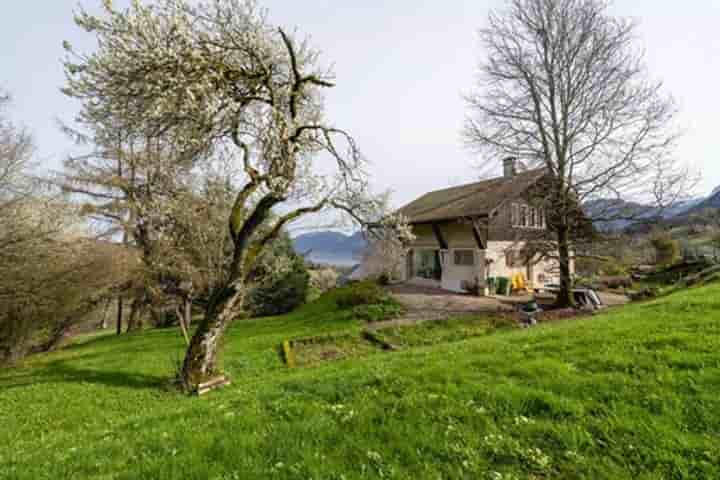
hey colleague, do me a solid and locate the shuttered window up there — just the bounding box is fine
[512,203,546,230]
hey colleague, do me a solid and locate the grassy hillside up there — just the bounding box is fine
[1,285,719,479]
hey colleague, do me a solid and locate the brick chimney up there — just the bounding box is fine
[503,157,517,178]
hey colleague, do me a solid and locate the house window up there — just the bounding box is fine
[512,203,547,229]
[454,249,475,266]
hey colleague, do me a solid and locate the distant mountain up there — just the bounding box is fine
[684,185,720,214]
[585,184,720,232]
[292,231,367,266]
[662,198,705,218]
[584,198,660,232]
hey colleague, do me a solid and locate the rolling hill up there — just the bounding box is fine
[2,283,719,478]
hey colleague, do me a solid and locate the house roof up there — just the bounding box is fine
[396,168,546,224]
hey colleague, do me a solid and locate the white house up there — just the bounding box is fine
[395,158,570,294]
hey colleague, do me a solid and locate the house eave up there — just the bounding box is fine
[406,213,490,227]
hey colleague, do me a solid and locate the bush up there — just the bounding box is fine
[352,303,404,323]
[247,235,311,317]
[335,281,387,308]
[249,272,309,317]
[650,233,680,266]
[629,286,661,301]
[309,268,339,293]
[334,281,404,323]
[576,256,628,277]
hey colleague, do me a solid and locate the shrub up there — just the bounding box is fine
[247,235,311,317]
[577,256,628,277]
[377,273,391,286]
[250,272,309,317]
[600,260,628,276]
[629,286,661,301]
[352,302,404,323]
[335,281,387,308]
[650,233,680,266]
[309,268,339,293]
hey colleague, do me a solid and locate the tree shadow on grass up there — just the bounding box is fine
[0,360,168,392]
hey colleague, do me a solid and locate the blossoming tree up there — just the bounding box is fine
[63,0,378,390]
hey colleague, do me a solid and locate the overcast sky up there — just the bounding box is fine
[2,0,719,212]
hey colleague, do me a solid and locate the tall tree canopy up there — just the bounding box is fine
[63,0,378,390]
[464,0,690,306]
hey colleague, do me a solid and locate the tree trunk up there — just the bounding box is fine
[556,225,575,308]
[185,298,192,329]
[126,298,140,333]
[99,299,111,329]
[116,296,123,335]
[180,288,242,391]
[38,318,73,353]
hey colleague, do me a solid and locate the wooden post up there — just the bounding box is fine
[282,340,296,368]
[196,376,231,396]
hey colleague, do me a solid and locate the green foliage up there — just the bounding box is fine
[644,260,714,286]
[576,252,630,278]
[0,240,133,365]
[651,232,680,266]
[352,302,404,323]
[681,264,720,288]
[333,281,403,322]
[2,285,720,478]
[334,281,388,308]
[247,235,310,317]
[629,286,661,301]
[600,260,628,276]
[712,232,720,249]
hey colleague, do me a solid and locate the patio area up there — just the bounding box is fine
[382,283,630,328]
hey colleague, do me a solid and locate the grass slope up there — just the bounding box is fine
[1,286,719,479]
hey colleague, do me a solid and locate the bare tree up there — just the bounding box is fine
[464,0,691,306]
[63,0,379,390]
[58,125,195,333]
[0,93,135,362]
[0,92,36,234]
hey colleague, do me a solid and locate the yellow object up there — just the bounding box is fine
[511,272,527,291]
[282,340,296,368]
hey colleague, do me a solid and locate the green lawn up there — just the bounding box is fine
[1,285,719,479]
